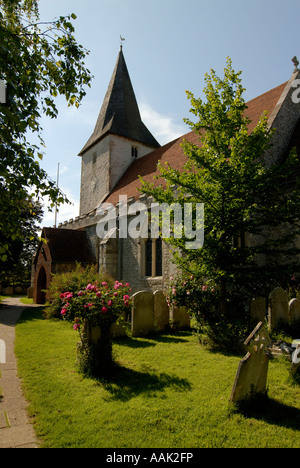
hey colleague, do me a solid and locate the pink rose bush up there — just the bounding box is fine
[60,280,131,331]
[166,275,220,335]
[60,279,132,377]
[167,275,218,311]
[167,275,250,352]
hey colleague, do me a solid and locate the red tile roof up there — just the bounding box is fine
[104,82,288,206]
[244,81,287,133]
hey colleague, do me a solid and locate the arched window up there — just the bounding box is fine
[144,237,163,278]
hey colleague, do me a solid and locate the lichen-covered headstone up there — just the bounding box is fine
[170,305,190,330]
[289,298,300,324]
[153,290,169,332]
[131,291,154,337]
[229,322,271,404]
[268,287,289,331]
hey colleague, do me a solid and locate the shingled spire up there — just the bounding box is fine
[79,48,160,156]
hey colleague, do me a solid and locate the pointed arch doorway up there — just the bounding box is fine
[36,266,47,304]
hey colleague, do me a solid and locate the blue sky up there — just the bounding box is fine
[36,0,300,226]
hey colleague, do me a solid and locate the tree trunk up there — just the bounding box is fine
[77,319,114,377]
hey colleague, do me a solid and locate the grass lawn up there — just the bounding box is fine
[14,306,300,448]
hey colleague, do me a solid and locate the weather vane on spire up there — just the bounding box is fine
[120,35,125,50]
[292,56,299,71]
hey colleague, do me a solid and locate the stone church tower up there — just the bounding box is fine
[78,47,160,216]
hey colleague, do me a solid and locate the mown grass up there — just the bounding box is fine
[14,306,300,448]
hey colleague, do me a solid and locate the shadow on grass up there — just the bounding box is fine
[232,395,300,431]
[0,303,46,326]
[17,306,53,324]
[116,331,191,349]
[98,364,192,402]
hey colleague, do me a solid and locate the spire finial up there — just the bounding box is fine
[292,56,299,71]
[120,35,125,50]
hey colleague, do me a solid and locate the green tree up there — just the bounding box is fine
[141,58,300,321]
[0,195,43,285]
[0,0,92,264]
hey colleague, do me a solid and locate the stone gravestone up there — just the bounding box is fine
[111,313,127,339]
[170,305,190,330]
[289,298,300,325]
[268,287,289,331]
[153,290,169,332]
[229,322,271,404]
[131,291,154,337]
[250,297,266,323]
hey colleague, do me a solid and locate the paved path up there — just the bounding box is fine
[0,297,40,448]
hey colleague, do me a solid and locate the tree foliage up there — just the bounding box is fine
[141,58,300,310]
[0,195,43,285]
[0,0,92,265]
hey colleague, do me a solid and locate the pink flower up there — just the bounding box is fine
[113,292,118,297]
[125,283,130,287]
[78,290,84,296]
[108,300,112,307]
[123,295,130,301]
[96,291,102,298]
[202,285,208,291]
[102,281,108,287]
[73,323,80,331]
[124,301,129,307]
[61,308,67,316]
[101,307,108,314]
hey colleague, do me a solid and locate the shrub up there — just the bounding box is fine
[61,279,132,377]
[167,275,251,353]
[44,263,112,319]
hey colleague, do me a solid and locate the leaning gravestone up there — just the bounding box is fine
[229,322,271,404]
[289,298,300,325]
[153,290,169,332]
[131,291,154,337]
[268,287,289,331]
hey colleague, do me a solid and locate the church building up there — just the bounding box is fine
[32,49,300,304]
